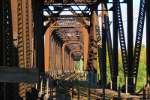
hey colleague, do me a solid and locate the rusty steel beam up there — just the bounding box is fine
[87,10,98,71]
[16,0,35,98]
[44,15,90,19]
[48,25,87,28]
[55,42,58,74]
[69,48,81,72]
[11,0,17,41]
[45,24,89,73]
[66,50,70,72]
[72,52,82,62]
[0,0,35,99]
[44,16,89,31]
[57,44,62,74]
[80,28,89,70]
[62,41,81,72]
[44,11,89,74]
[53,39,57,74]
[43,0,100,5]
[64,48,70,73]
[70,57,74,72]
[67,46,81,52]
[0,67,38,82]
[16,0,34,69]
[44,22,57,73]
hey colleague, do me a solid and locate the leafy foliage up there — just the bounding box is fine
[97,46,146,92]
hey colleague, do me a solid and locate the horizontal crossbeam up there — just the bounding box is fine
[0,67,39,83]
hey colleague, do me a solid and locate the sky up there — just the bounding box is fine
[107,0,146,48]
[44,0,146,47]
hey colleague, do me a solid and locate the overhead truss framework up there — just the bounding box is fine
[42,0,149,94]
[1,0,150,99]
[43,0,127,4]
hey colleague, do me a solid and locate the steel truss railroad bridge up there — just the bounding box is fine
[0,0,150,99]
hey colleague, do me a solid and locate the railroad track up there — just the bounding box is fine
[24,72,142,100]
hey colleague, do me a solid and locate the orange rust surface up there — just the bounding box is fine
[80,28,89,70]
[69,49,81,71]
[45,20,89,73]
[62,42,81,71]
[45,28,55,73]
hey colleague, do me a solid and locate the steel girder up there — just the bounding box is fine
[62,41,81,71]
[0,0,36,99]
[16,0,34,69]
[43,0,126,5]
[44,26,56,73]
[0,0,18,99]
[146,0,150,84]
[87,10,98,72]
[127,0,134,93]
[16,0,35,98]
[43,0,101,5]
[44,21,89,73]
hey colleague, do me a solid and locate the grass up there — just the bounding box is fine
[136,46,146,92]
[75,45,146,92]
[97,45,147,92]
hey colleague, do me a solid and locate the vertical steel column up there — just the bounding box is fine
[79,28,89,71]
[56,42,59,74]
[1,0,18,99]
[0,0,3,66]
[14,0,31,99]
[0,0,6,99]
[66,49,69,73]
[62,44,65,73]
[71,55,74,72]
[50,36,54,74]
[32,0,44,75]
[2,0,21,99]
[54,38,57,75]
[67,51,70,72]
[69,51,71,72]
[66,50,68,72]
[11,0,19,66]
[146,0,150,84]
[65,50,67,72]
[98,4,107,87]
[25,0,33,68]
[127,0,134,93]
[17,0,33,69]
[57,43,60,74]
[2,0,13,66]
[88,8,98,72]
[67,50,70,72]
[53,37,55,74]
[64,49,66,73]
[113,0,118,90]
[59,44,62,74]
[69,50,75,73]
[100,21,107,87]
